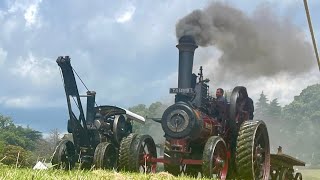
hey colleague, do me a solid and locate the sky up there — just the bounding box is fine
[0,0,319,134]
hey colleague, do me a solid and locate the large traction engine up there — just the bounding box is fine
[117,36,271,179]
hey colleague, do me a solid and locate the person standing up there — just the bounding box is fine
[216,88,227,104]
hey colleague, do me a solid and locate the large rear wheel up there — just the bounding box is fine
[236,120,270,180]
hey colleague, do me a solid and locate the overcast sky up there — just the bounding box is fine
[0,0,319,134]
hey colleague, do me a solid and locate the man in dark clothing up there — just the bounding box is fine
[243,97,254,120]
[214,88,227,127]
[216,88,227,104]
[238,88,254,120]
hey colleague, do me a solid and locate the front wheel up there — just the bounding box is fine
[202,136,228,179]
[93,142,117,169]
[130,134,157,173]
[51,140,76,170]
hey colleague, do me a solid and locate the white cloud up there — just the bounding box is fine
[0,95,64,108]
[265,0,300,5]
[1,17,19,41]
[115,5,136,23]
[253,70,320,105]
[0,48,8,66]
[4,0,43,28]
[24,1,41,28]
[10,53,59,86]
[3,96,34,108]
[150,72,178,88]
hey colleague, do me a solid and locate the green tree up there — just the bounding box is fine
[255,91,269,119]
[268,98,281,120]
[0,113,44,166]
[0,145,31,167]
[0,141,4,156]
[129,102,167,144]
[0,115,14,129]
[129,104,148,133]
[280,84,320,163]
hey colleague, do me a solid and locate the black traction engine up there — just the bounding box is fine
[51,56,145,170]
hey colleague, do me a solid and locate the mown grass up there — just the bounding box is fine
[299,168,320,180]
[0,166,208,180]
[1,165,320,180]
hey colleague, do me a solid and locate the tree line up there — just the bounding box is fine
[0,116,60,167]
[254,84,320,165]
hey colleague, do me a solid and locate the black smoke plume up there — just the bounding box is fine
[176,2,314,81]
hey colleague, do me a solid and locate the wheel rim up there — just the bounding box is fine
[103,144,116,168]
[52,140,75,170]
[138,138,157,173]
[294,173,302,180]
[60,144,69,168]
[236,120,270,180]
[93,142,117,169]
[253,125,270,179]
[278,169,291,180]
[211,140,228,179]
[203,136,228,179]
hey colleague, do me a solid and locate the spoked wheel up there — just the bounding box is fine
[93,142,117,169]
[294,172,302,180]
[202,136,228,180]
[118,133,138,171]
[51,140,76,170]
[130,134,157,173]
[236,120,270,180]
[277,168,294,180]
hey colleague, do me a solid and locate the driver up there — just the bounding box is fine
[214,88,227,123]
[216,88,227,104]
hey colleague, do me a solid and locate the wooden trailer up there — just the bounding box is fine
[270,146,305,180]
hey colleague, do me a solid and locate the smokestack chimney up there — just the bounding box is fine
[176,35,198,89]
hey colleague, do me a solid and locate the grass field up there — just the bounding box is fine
[298,168,320,180]
[1,166,319,180]
[0,166,206,180]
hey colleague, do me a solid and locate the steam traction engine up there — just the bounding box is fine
[117,36,271,179]
[51,56,145,170]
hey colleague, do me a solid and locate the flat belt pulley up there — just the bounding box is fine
[113,114,129,145]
